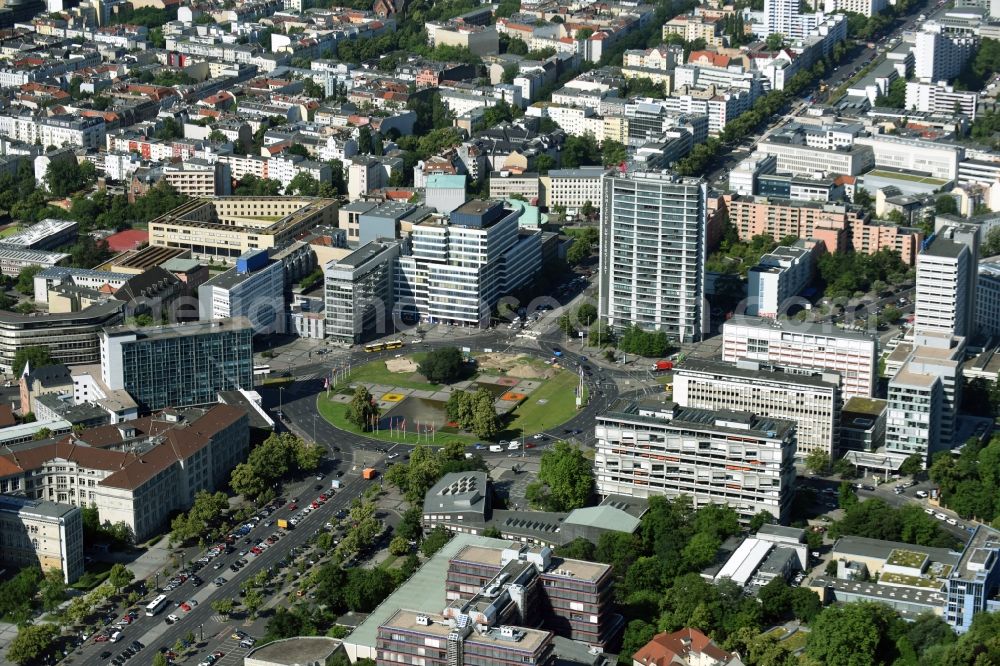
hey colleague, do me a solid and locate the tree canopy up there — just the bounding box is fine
[526,441,594,511]
[418,347,466,384]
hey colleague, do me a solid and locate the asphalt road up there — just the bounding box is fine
[73,471,379,666]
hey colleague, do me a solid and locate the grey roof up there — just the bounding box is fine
[678,358,840,389]
[34,394,107,424]
[344,533,510,653]
[758,524,805,541]
[757,547,797,577]
[952,525,1000,583]
[562,505,640,533]
[923,237,967,259]
[200,260,279,291]
[423,471,489,515]
[335,241,399,269]
[0,494,78,520]
[339,201,380,214]
[161,258,203,273]
[725,314,877,343]
[833,535,961,566]
[26,363,72,387]
[547,167,609,179]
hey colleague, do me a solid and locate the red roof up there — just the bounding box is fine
[105,229,149,252]
[634,628,736,666]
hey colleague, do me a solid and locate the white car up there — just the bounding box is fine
[167,615,180,624]
[924,508,934,515]
[947,518,958,526]
[935,513,947,520]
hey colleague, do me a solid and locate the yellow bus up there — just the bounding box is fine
[364,343,386,353]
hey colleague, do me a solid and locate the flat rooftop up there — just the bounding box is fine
[382,609,550,653]
[451,543,609,583]
[246,637,341,665]
[842,396,888,417]
[679,358,840,388]
[725,314,876,342]
[601,400,796,440]
[0,494,78,519]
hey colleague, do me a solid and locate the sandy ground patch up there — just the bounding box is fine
[476,352,554,379]
[385,358,419,373]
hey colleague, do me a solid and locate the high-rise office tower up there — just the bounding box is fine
[914,223,979,339]
[598,171,706,343]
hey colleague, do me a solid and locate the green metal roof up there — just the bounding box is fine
[562,505,640,533]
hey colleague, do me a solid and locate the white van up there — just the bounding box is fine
[915,490,929,499]
[507,442,521,450]
[110,632,122,643]
[489,445,503,452]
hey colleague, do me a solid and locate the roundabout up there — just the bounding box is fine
[315,349,585,446]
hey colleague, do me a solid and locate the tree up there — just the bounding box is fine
[899,453,924,477]
[285,172,319,196]
[804,449,831,475]
[108,563,135,593]
[749,510,775,533]
[805,602,901,666]
[45,158,95,196]
[153,653,169,666]
[39,570,65,611]
[758,577,792,622]
[230,462,268,500]
[211,598,235,617]
[420,526,452,556]
[7,624,59,666]
[765,32,785,50]
[347,386,380,431]
[601,139,627,166]
[577,303,597,326]
[243,588,263,618]
[15,265,41,295]
[12,345,52,377]
[389,536,410,555]
[526,442,594,511]
[566,238,592,265]
[294,440,323,472]
[470,390,501,440]
[418,347,465,384]
[936,195,959,215]
[789,587,823,623]
[983,226,1000,257]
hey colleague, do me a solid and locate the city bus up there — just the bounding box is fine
[145,594,168,616]
[253,365,271,377]
[364,340,405,353]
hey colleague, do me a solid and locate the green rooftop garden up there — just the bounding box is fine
[886,548,928,569]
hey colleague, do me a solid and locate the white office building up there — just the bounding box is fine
[324,240,401,345]
[905,81,978,120]
[914,224,979,339]
[396,201,541,326]
[854,134,964,182]
[198,249,286,335]
[673,359,842,458]
[598,171,706,343]
[756,140,875,177]
[822,0,887,17]
[885,332,966,467]
[747,245,813,318]
[722,315,878,398]
[595,401,797,524]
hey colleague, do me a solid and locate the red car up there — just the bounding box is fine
[319,494,328,501]
[250,547,262,555]
[311,501,319,509]
[180,603,192,612]
[288,503,298,510]
[94,634,109,643]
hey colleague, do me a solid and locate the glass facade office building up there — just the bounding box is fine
[101,319,253,412]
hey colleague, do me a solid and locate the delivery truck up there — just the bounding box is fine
[330,479,342,489]
[277,519,290,529]
[362,468,377,480]
[652,360,673,372]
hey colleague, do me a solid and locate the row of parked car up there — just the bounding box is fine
[103,639,143,665]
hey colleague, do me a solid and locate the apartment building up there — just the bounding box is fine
[540,167,608,215]
[0,301,124,374]
[914,224,979,339]
[598,171,706,343]
[0,495,83,584]
[595,401,796,524]
[945,526,1000,633]
[445,542,622,650]
[914,29,977,83]
[198,249,286,335]
[905,81,978,120]
[886,332,966,466]
[822,0,887,17]
[854,134,963,182]
[851,218,923,266]
[661,14,724,48]
[324,240,402,345]
[426,21,499,56]
[673,359,842,458]
[0,114,105,150]
[148,197,338,263]
[397,202,541,325]
[162,159,232,197]
[0,405,249,542]
[747,245,814,317]
[101,318,253,412]
[722,315,877,398]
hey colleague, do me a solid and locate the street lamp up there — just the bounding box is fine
[199,624,203,642]
[278,386,285,418]
[312,415,317,444]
